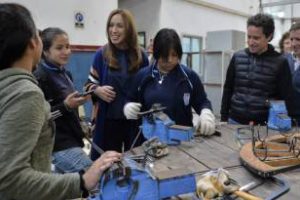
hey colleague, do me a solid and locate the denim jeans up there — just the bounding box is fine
[52,147,92,173]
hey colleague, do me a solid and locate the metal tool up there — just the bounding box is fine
[233,182,263,200]
[88,157,196,200]
[84,135,104,154]
[137,103,167,117]
[84,134,196,200]
[240,122,300,177]
[239,181,258,192]
[265,175,290,200]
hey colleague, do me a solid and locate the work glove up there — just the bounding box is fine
[123,102,142,119]
[196,108,216,136]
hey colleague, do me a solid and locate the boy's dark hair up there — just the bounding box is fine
[247,13,275,41]
[41,27,67,58]
[290,22,300,32]
[153,28,182,60]
[0,3,37,70]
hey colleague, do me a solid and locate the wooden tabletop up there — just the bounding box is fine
[129,124,300,200]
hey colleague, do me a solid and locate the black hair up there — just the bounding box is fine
[247,13,275,41]
[40,27,67,58]
[0,3,37,70]
[153,28,182,61]
[290,22,300,32]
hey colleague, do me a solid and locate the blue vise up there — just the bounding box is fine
[267,100,291,131]
[141,112,194,145]
[89,158,196,200]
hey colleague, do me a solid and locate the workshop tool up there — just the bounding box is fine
[267,100,291,131]
[233,188,262,200]
[265,175,290,200]
[137,104,167,116]
[240,123,300,177]
[89,157,196,200]
[140,104,194,145]
[196,168,263,200]
[85,132,196,200]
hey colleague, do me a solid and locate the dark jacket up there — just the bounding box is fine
[88,47,149,160]
[129,62,212,127]
[34,60,84,152]
[285,53,300,121]
[221,45,293,124]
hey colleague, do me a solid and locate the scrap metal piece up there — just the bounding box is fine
[142,137,169,158]
[265,175,290,200]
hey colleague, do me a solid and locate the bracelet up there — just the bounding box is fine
[78,170,89,198]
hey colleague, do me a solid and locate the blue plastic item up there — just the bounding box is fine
[141,114,194,145]
[267,100,291,131]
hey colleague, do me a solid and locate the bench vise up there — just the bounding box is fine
[267,100,291,131]
[88,158,196,200]
[141,111,194,145]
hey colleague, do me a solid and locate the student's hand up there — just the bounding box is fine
[196,108,216,136]
[123,102,142,119]
[94,85,116,103]
[64,91,89,109]
[83,151,121,190]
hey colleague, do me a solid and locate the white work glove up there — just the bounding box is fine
[123,102,141,120]
[196,108,216,136]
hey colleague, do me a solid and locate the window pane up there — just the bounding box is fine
[138,32,146,48]
[191,38,200,52]
[181,53,188,66]
[192,54,201,73]
[182,37,191,52]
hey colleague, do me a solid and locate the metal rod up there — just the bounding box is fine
[130,128,142,150]
[84,135,105,154]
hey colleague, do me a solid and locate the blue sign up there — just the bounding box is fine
[75,12,84,22]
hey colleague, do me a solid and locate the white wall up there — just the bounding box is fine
[119,0,161,45]
[120,0,259,48]
[3,0,117,45]
[195,0,258,14]
[160,0,259,48]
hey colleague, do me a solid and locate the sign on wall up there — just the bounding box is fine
[74,11,85,28]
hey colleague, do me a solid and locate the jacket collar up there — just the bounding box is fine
[42,59,65,73]
[245,44,276,57]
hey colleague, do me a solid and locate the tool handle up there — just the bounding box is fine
[234,191,263,200]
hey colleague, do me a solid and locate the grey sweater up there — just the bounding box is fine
[0,68,81,200]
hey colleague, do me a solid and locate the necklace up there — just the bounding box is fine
[158,71,167,84]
